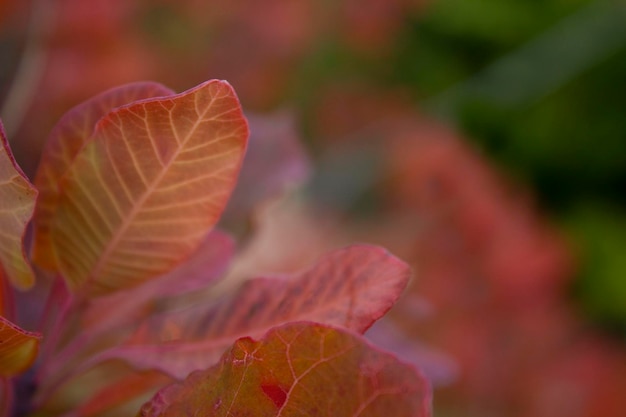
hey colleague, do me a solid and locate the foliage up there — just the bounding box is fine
[139,322,431,417]
[0,80,429,416]
[1,1,625,416]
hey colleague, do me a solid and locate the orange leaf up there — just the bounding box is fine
[0,120,37,290]
[0,315,41,377]
[138,322,432,417]
[50,80,248,296]
[33,82,175,270]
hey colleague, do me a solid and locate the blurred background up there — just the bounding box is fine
[1,1,625,416]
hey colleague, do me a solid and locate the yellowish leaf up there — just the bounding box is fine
[0,315,41,377]
[33,82,174,270]
[0,121,37,290]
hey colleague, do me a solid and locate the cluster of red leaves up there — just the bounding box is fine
[1,1,625,416]
[235,76,626,416]
[304,83,626,416]
[380,120,626,417]
[0,79,432,417]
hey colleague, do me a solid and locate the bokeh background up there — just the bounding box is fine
[1,1,625,416]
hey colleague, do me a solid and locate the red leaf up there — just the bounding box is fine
[49,80,248,296]
[33,82,174,270]
[87,245,410,379]
[0,315,41,377]
[0,120,37,290]
[138,322,432,417]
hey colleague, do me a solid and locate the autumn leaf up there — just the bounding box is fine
[79,230,235,335]
[0,120,37,290]
[33,82,175,270]
[85,245,410,379]
[0,315,41,377]
[138,322,432,417]
[49,80,248,296]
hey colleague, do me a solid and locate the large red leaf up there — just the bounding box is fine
[0,315,41,377]
[87,245,410,379]
[33,82,175,270]
[50,80,248,295]
[0,120,37,290]
[138,322,431,417]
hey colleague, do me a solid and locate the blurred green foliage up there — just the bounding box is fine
[391,0,626,330]
[568,203,626,332]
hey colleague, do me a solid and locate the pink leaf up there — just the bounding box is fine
[36,230,234,388]
[222,112,310,224]
[49,80,248,296]
[0,120,38,290]
[33,82,175,270]
[138,322,432,417]
[81,229,235,333]
[366,318,459,388]
[90,245,410,379]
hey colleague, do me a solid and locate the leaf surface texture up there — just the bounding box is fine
[0,121,37,289]
[93,245,410,378]
[33,82,174,269]
[139,322,431,417]
[50,80,248,295]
